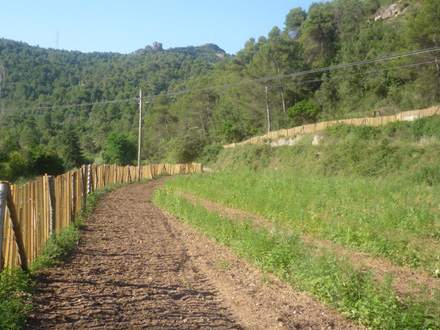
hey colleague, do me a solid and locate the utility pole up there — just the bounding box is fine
[137,89,142,182]
[278,68,286,117]
[265,81,271,133]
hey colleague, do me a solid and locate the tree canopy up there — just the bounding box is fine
[1,0,439,182]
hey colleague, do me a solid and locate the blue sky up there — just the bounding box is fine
[0,0,314,55]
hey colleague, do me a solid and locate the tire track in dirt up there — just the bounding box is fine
[181,193,440,298]
[26,178,362,329]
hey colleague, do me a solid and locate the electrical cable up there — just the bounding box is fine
[1,47,440,113]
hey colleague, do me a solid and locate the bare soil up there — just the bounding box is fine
[26,178,363,329]
[182,193,440,298]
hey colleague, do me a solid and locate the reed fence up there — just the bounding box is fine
[0,163,202,272]
[223,105,440,148]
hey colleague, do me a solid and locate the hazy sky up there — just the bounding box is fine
[0,0,314,55]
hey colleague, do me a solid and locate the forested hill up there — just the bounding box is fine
[0,39,226,109]
[0,0,439,183]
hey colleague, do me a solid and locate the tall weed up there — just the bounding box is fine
[153,190,440,329]
[164,171,440,273]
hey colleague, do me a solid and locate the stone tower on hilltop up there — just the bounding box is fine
[153,42,163,51]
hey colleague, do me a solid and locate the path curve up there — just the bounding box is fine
[26,178,362,329]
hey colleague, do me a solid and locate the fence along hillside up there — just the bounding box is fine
[0,163,202,272]
[223,105,440,148]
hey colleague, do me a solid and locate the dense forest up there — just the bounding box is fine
[0,0,439,182]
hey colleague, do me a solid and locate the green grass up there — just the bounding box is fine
[154,115,440,328]
[160,170,440,275]
[214,115,440,185]
[0,269,33,330]
[153,189,440,329]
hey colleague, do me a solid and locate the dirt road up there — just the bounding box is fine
[26,178,362,329]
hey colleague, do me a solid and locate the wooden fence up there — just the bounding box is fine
[223,105,440,148]
[0,163,202,272]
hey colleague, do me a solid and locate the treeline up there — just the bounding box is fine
[0,0,439,182]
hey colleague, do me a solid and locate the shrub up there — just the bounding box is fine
[177,128,208,163]
[287,100,322,126]
[198,143,223,164]
[104,132,137,166]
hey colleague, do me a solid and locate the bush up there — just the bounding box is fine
[104,132,137,166]
[25,145,65,177]
[198,143,223,164]
[287,100,322,126]
[410,115,440,140]
[177,128,208,163]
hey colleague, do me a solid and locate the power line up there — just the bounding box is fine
[267,60,438,90]
[2,47,440,113]
[2,98,139,113]
[143,47,440,100]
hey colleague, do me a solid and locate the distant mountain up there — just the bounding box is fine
[140,43,229,64]
[170,44,228,63]
[0,38,220,109]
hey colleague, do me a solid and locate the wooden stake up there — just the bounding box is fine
[4,182,29,273]
[94,166,98,191]
[87,165,92,194]
[0,182,8,271]
[81,167,86,209]
[71,171,76,220]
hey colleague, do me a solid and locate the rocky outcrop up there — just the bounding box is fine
[374,3,407,21]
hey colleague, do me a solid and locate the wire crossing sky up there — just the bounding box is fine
[3,47,439,113]
[0,0,315,55]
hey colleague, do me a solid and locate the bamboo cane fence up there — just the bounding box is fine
[223,105,440,149]
[0,163,202,272]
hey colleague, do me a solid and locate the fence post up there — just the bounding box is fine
[81,167,87,209]
[3,183,29,273]
[0,182,8,271]
[103,164,107,187]
[94,166,98,191]
[47,176,55,235]
[87,165,92,195]
[71,171,76,221]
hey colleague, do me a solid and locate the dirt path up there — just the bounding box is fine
[26,178,362,329]
[182,193,440,298]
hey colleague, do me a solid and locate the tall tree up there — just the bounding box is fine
[60,124,85,168]
[301,2,338,64]
[284,7,307,38]
[405,0,440,87]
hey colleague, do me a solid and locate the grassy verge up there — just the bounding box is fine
[0,269,33,330]
[161,170,440,275]
[153,189,440,329]
[1,181,134,329]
